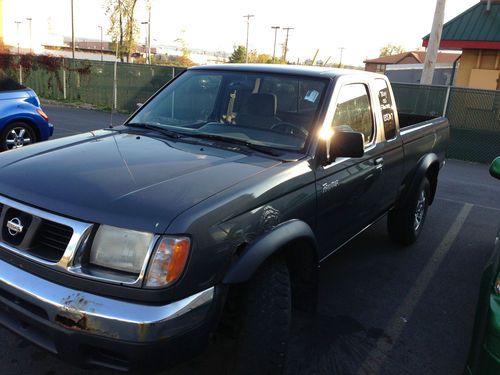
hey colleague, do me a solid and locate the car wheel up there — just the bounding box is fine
[388,177,430,245]
[0,122,36,151]
[235,257,291,375]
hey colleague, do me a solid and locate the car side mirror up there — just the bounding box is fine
[323,130,364,164]
[490,157,500,180]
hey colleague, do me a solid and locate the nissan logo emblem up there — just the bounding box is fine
[6,217,24,237]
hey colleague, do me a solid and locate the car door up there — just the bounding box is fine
[315,80,386,259]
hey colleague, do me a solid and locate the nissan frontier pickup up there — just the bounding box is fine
[0,65,449,373]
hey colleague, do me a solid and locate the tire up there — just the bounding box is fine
[235,257,291,375]
[388,177,430,245]
[0,121,36,151]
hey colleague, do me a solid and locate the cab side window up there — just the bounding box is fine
[332,84,374,145]
[374,79,396,140]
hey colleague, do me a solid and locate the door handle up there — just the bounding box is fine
[374,157,384,170]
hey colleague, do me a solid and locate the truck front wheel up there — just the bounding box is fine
[235,257,291,375]
[388,177,430,245]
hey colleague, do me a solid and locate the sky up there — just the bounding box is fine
[2,0,478,65]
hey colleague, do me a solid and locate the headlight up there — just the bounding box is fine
[144,236,190,288]
[90,225,154,274]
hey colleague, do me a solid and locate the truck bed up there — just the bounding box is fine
[399,113,439,129]
[398,113,450,181]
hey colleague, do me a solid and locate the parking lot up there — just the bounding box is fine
[0,104,499,375]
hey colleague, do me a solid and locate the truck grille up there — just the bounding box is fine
[0,201,76,263]
[32,220,74,262]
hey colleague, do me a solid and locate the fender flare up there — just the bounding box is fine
[398,153,440,207]
[222,219,318,284]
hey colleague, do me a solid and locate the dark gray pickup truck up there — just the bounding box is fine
[0,65,448,373]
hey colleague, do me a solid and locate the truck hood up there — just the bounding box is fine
[0,130,281,232]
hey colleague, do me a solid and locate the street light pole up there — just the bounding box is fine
[147,1,151,64]
[243,14,254,63]
[271,26,280,63]
[71,0,75,59]
[98,25,103,61]
[141,21,149,64]
[14,21,21,55]
[26,18,32,54]
[338,47,345,68]
[282,27,294,63]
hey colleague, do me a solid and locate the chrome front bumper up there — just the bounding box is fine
[0,258,214,342]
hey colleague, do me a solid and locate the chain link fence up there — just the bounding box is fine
[0,54,186,113]
[392,83,500,163]
[2,55,498,163]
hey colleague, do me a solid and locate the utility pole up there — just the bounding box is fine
[243,14,254,63]
[282,27,294,63]
[421,0,446,85]
[338,47,345,68]
[26,18,32,53]
[98,25,103,61]
[71,0,75,59]
[271,26,280,63]
[14,21,21,54]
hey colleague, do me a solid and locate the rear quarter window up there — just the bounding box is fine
[374,79,396,140]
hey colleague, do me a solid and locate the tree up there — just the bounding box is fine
[379,44,405,57]
[229,45,246,63]
[174,30,195,67]
[105,0,139,62]
[247,50,273,64]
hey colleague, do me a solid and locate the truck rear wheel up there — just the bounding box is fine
[235,257,291,375]
[388,177,430,245]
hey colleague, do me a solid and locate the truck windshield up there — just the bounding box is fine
[128,70,327,152]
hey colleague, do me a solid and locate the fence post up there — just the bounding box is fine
[113,60,118,110]
[442,85,451,116]
[62,59,67,100]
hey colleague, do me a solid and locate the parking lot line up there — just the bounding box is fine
[357,203,473,374]
[436,197,500,212]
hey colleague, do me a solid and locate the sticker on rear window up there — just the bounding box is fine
[304,90,319,103]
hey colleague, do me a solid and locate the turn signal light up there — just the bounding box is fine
[145,237,190,287]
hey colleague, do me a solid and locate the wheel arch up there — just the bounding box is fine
[3,117,41,142]
[223,219,319,312]
[398,153,440,208]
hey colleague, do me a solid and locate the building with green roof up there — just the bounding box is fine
[423,0,500,89]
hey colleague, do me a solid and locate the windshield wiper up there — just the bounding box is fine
[125,122,183,139]
[185,133,283,157]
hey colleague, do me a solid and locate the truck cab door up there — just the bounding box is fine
[315,82,386,259]
[373,78,404,211]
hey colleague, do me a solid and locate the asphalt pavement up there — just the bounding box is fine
[44,103,129,139]
[0,104,499,375]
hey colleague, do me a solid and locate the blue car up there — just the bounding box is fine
[0,78,53,151]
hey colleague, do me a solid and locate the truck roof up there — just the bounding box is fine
[190,63,383,79]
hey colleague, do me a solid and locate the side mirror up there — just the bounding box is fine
[324,131,364,163]
[490,156,500,180]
